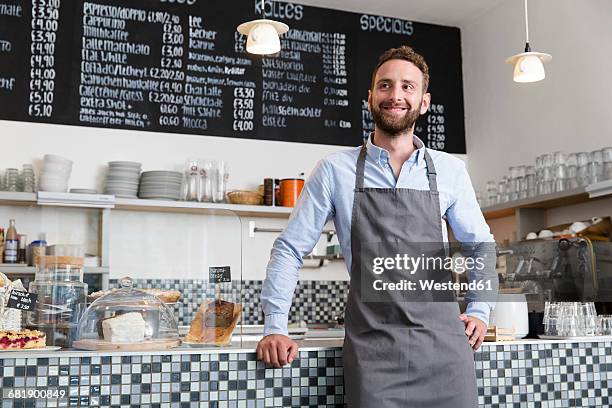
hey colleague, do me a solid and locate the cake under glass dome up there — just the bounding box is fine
[73,276,180,350]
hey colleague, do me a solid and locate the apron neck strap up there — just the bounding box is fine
[422,149,439,193]
[355,142,368,190]
[355,141,439,193]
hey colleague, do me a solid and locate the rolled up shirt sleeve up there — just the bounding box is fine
[445,161,498,326]
[261,159,335,336]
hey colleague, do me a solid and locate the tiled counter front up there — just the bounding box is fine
[2,339,612,408]
[0,347,345,408]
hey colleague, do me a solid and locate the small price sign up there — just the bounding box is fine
[7,290,37,311]
[209,266,231,283]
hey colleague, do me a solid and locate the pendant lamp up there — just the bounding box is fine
[505,0,551,83]
[237,0,289,55]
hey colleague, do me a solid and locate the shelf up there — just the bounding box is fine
[114,197,293,218]
[0,265,108,274]
[0,192,293,218]
[481,185,612,220]
[0,191,37,206]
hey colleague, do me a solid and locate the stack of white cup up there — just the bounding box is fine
[39,154,72,192]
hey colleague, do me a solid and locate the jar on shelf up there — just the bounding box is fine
[28,255,88,347]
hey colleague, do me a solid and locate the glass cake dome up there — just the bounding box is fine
[73,277,180,350]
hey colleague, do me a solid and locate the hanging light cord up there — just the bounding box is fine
[524,0,531,52]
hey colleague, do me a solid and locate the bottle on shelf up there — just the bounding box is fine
[29,233,47,266]
[0,228,4,263]
[17,234,27,264]
[4,219,18,264]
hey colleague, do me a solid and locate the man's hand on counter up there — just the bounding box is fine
[256,334,299,368]
[459,314,487,351]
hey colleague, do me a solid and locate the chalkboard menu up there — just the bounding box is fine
[0,0,465,153]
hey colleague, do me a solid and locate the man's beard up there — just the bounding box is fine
[370,99,422,136]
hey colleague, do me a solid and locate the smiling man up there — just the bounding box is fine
[257,46,497,407]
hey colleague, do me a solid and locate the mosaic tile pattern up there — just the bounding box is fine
[474,341,612,407]
[108,279,349,327]
[0,349,345,408]
[1,340,612,407]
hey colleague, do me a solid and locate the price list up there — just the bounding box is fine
[28,0,60,118]
[0,0,466,153]
[425,103,446,150]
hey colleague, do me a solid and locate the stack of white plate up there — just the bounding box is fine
[104,161,142,197]
[40,154,73,192]
[139,171,182,200]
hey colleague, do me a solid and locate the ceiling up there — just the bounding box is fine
[281,0,509,27]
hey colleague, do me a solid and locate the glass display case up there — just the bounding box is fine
[73,276,180,350]
[28,255,88,347]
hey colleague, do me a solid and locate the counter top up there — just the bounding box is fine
[3,335,612,358]
[0,338,344,358]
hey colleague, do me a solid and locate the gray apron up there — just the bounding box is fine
[343,143,478,408]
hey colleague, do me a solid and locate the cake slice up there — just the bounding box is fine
[0,329,46,350]
[101,312,146,343]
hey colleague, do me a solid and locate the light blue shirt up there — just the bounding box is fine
[261,134,497,336]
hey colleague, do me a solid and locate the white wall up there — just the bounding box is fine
[461,0,612,191]
[0,120,354,281]
[1,120,344,191]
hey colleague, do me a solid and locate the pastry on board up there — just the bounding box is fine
[101,312,146,343]
[0,329,46,350]
[185,299,242,345]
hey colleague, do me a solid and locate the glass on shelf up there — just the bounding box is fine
[553,164,567,193]
[598,315,612,336]
[576,152,589,167]
[589,150,604,184]
[543,301,597,337]
[603,147,612,163]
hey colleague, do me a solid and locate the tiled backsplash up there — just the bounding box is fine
[109,279,349,327]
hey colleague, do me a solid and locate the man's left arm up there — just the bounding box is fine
[445,161,499,350]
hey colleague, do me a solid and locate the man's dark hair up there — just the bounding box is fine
[370,46,430,93]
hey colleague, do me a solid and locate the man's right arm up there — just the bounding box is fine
[260,159,336,337]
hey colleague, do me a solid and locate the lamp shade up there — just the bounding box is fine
[505,51,552,83]
[247,23,280,54]
[513,55,544,82]
[237,19,289,56]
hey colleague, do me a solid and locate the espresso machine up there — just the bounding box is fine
[498,237,612,330]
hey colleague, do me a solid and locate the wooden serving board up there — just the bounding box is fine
[73,338,180,351]
[484,325,516,342]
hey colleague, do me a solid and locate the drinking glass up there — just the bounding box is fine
[567,164,578,189]
[604,162,612,181]
[486,180,497,205]
[198,159,214,202]
[553,151,566,165]
[599,315,612,336]
[5,168,18,192]
[22,164,36,193]
[553,164,567,192]
[603,147,612,163]
[212,160,229,203]
[497,177,509,203]
[183,159,199,202]
[589,150,604,184]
